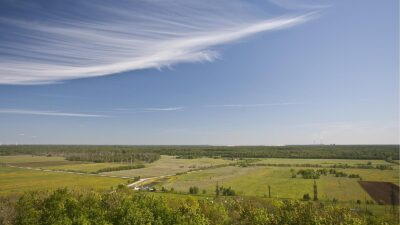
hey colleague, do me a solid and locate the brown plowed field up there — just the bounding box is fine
[359,181,399,205]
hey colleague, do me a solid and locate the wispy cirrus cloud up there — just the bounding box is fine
[0,0,315,85]
[143,107,184,112]
[269,0,330,10]
[206,102,300,108]
[0,109,106,117]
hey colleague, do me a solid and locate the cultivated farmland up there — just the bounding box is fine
[0,145,399,224]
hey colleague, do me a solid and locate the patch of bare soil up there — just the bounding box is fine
[359,181,399,205]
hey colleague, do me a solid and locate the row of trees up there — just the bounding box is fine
[331,163,393,170]
[65,152,159,164]
[95,164,145,173]
[239,162,393,171]
[294,169,361,179]
[1,188,397,225]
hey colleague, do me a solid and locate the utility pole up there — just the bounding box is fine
[216,182,220,197]
[390,186,395,214]
[268,185,271,198]
[313,180,318,201]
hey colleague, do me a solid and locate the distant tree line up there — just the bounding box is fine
[95,164,145,173]
[0,188,397,225]
[240,161,393,170]
[65,152,158,164]
[0,145,398,161]
[0,145,160,164]
[151,145,399,160]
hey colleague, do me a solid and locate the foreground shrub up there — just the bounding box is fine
[5,188,398,225]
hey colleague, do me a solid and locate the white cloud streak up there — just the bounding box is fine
[269,0,330,10]
[143,107,184,111]
[0,0,315,85]
[0,109,105,117]
[206,102,300,108]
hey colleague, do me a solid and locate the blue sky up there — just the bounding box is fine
[0,0,398,145]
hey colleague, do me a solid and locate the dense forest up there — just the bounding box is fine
[0,145,160,164]
[0,187,397,225]
[0,145,398,160]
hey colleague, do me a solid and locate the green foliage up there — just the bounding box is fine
[5,188,398,225]
[349,174,361,178]
[317,168,328,175]
[14,193,42,225]
[375,165,393,170]
[219,186,236,196]
[303,193,311,201]
[334,171,348,177]
[297,169,320,179]
[189,186,199,195]
[297,169,362,180]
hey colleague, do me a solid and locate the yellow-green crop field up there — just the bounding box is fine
[44,162,127,173]
[0,155,129,173]
[0,155,73,166]
[101,155,232,177]
[0,166,126,197]
[0,155,66,163]
[152,164,399,202]
[1,154,398,206]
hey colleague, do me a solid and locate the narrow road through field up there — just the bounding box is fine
[127,174,175,188]
[3,164,175,189]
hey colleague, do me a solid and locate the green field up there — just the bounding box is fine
[0,155,131,196]
[0,155,132,173]
[0,155,68,163]
[151,161,399,202]
[44,162,127,172]
[0,166,127,197]
[0,154,398,204]
[102,155,232,178]
[0,155,88,168]
[0,147,399,224]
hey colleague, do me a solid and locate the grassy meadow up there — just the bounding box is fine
[152,166,375,201]
[0,155,66,163]
[149,158,399,202]
[0,146,399,224]
[0,166,127,197]
[1,154,398,202]
[0,155,131,173]
[102,155,232,178]
[44,162,127,173]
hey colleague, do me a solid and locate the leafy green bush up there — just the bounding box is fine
[189,186,199,195]
[4,188,398,225]
[297,169,320,179]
